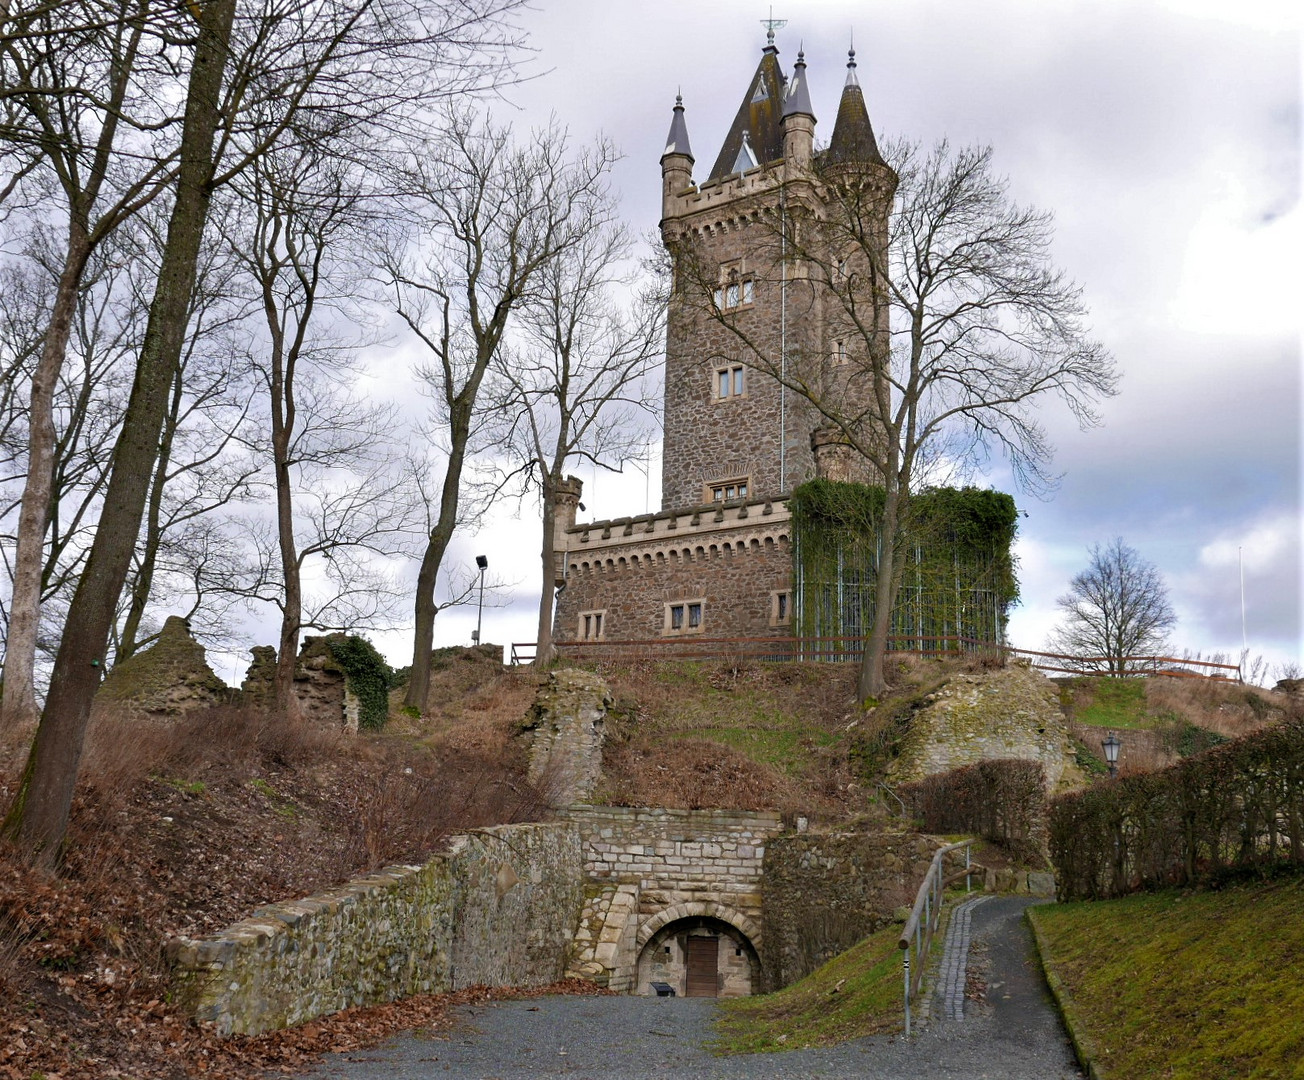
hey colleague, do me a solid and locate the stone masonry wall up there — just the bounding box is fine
[560,806,783,990]
[890,663,1085,793]
[520,670,612,805]
[762,829,939,988]
[169,822,582,1035]
[554,506,792,644]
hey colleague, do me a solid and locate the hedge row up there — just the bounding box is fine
[899,758,1048,865]
[1050,717,1304,900]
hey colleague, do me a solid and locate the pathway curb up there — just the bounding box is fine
[1026,906,1108,1080]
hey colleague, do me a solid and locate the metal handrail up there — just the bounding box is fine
[898,839,976,1037]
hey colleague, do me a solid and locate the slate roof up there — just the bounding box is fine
[826,48,886,167]
[662,93,693,162]
[707,42,787,181]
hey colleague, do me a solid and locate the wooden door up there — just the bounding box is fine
[685,936,718,998]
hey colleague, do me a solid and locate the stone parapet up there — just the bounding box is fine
[169,822,583,1035]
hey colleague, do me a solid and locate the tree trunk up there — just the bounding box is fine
[1,0,237,865]
[0,233,92,728]
[272,426,303,721]
[534,476,557,667]
[404,462,461,709]
[117,368,184,659]
[404,401,476,710]
[857,485,903,702]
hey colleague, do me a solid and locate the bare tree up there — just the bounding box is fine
[227,136,420,716]
[496,222,660,665]
[383,110,619,709]
[0,0,187,727]
[3,0,529,864]
[1050,538,1177,675]
[681,140,1117,700]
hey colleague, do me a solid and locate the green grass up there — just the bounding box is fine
[672,724,838,772]
[1029,876,1304,1079]
[1070,677,1151,729]
[712,922,904,1053]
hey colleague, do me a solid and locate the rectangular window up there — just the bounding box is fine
[579,610,606,640]
[665,599,706,635]
[832,340,847,364]
[715,364,745,399]
[716,263,755,312]
[770,590,791,626]
[707,477,750,504]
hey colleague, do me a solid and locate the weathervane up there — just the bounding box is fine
[761,6,787,46]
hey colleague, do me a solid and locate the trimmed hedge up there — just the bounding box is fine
[1050,717,1304,900]
[899,758,1048,864]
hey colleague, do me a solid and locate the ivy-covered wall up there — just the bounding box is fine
[790,480,1019,647]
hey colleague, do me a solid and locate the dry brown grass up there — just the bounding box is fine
[1144,677,1284,739]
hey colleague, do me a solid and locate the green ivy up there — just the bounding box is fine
[325,635,394,731]
[789,479,1019,644]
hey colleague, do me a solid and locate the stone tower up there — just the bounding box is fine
[549,36,897,650]
[659,38,896,513]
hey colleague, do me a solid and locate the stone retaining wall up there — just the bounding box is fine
[762,829,939,987]
[169,822,582,1035]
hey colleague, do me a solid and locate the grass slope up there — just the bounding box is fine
[1028,877,1304,1080]
[712,922,903,1053]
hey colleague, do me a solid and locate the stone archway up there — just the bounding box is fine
[634,903,763,998]
[636,900,762,952]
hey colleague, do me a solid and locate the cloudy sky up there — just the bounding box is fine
[273,0,1302,682]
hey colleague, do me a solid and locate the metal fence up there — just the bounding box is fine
[510,636,1241,681]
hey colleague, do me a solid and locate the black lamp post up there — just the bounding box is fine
[1102,731,1121,779]
[473,555,488,646]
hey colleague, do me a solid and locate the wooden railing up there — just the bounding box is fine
[509,637,1241,681]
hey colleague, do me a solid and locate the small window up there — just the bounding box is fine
[708,476,750,504]
[770,590,791,627]
[835,258,848,281]
[832,340,847,365]
[665,598,706,636]
[715,264,755,312]
[715,365,745,399]
[579,609,606,641]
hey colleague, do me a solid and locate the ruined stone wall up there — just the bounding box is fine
[762,829,938,987]
[93,616,227,721]
[170,822,582,1036]
[520,669,612,805]
[554,502,792,644]
[890,663,1084,793]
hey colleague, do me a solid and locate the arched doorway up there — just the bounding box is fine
[635,916,761,998]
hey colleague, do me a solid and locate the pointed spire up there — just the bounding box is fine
[708,37,787,180]
[827,40,885,167]
[782,45,815,121]
[662,91,694,162]
[845,41,860,87]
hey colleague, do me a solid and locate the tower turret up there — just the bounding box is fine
[827,46,887,167]
[660,93,694,215]
[780,48,815,168]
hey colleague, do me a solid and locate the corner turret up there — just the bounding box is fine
[827,46,887,167]
[781,48,816,168]
[661,93,694,214]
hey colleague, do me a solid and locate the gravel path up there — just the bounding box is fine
[300,897,1082,1080]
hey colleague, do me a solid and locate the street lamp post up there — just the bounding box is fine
[1102,731,1121,779]
[473,555,488,647]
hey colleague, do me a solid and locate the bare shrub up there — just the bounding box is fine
[899,759,1048,865]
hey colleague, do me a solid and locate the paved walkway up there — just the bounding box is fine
[299,896,1083,1080]
[936,893,992,1021]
